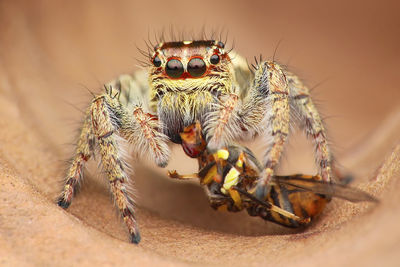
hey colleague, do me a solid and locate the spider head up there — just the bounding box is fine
[149,40,234,98]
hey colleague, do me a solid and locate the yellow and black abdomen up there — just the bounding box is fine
[260,183,329,228]
[248,175,330,228]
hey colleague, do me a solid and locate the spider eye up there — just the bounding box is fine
[210,54,220,65]
[187,58,206,77]
[166,59,184,78]
[153,56,161,67]
[217,41,225,48]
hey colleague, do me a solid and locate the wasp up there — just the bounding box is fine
[168,122,378,227]
[57,38,377,243]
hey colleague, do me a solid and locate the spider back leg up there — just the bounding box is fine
[236,61,333,199]
[57,111,95,208]
[286,72,332,182]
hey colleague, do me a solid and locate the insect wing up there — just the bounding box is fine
[272,176,378,203]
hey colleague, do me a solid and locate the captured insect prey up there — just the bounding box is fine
[57,38,377,243]
[168,122,378,228]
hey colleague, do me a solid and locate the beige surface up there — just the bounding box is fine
[1,1,400,266]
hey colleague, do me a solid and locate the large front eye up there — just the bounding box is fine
[187,58,206,77]
[166,59,184,78]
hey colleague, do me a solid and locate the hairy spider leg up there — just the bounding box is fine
[286,72,332,183]
[58,76,170,244]
[57,111,95,208]
[205,60,332,201]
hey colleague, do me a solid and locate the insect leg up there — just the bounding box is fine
[167,170,199,180]
[233,186,308,224]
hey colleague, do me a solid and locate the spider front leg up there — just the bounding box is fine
[58,84,169,244]
[247,61,333,199]
[89,95,142,243]
[206,60,332,201]
[250,62,291,200]
[206,62,290,200]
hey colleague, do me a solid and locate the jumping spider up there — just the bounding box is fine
[58,39,340,244]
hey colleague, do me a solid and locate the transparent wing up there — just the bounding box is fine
[272,175,378,203]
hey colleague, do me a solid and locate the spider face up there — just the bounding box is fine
[151,40,227,80]
[148,40,235,142]
[149,41,233,96]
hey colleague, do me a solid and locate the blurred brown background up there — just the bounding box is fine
[1,0,400,266]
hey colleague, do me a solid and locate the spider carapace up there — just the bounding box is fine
[57,39,375,244]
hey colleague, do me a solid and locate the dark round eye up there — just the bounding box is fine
[187,58,206,77]
[152,56,161,67]
[218,41,225,48]
[166,59,184,78]
[210,54,220,65]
